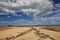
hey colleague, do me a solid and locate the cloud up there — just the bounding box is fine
[0,0,60,26]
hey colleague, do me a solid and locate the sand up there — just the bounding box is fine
[0,26,60,40]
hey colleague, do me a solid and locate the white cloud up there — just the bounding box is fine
[1,0,60,25]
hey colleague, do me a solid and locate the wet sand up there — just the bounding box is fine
[0,26,60,40]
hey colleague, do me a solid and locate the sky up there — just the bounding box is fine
[0,0,60,26]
